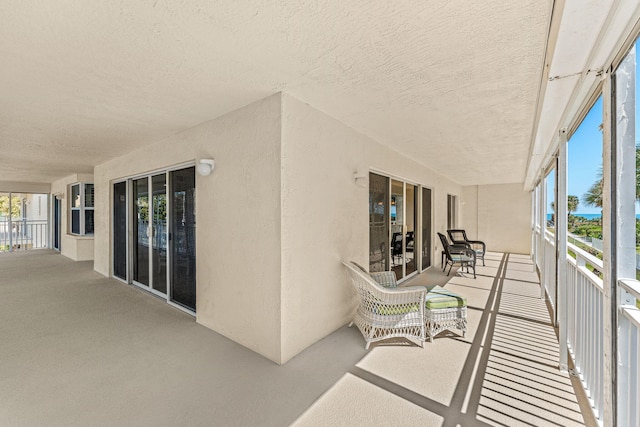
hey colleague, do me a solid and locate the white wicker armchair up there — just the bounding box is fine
[342,261,427,349]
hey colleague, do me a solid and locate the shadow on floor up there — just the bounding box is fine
[0,250,594,427]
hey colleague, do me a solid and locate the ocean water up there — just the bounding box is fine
[572,213,602,220]
[546,213,640,220]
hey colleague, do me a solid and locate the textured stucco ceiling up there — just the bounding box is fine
[0,0,553,185]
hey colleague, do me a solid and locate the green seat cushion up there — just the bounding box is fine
[425,286,467,309]
[376,303,419,315]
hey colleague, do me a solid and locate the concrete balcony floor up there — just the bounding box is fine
[0,250,594,426]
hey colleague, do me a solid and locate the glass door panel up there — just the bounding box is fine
[113,182,127,280]
[369,175,423,280]
[54,196,61,251]
[369,173,390,272]
[406,185,417,275]
[132,177,149,286]
[421,187,432,270]
[151,174,167,294]
[391,180,404,279]
[170,167,196,311]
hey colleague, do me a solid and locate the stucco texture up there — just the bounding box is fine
[93,94,283,362]
[280,94,463,362]
[462,183,532,255]
[91,92,467,364]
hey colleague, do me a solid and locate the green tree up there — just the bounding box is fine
[552,196,580,214]
[584,146,640,207]
[583,169,603,208]
[0,196,22,218]
[567,195,579,215]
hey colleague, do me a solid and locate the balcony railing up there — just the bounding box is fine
[0,219,48,251]
[544,229,557,313]
[618,279,640,426]
[534,227,606,423]
[566,241,604,422]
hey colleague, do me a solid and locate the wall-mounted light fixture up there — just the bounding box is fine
[197,159,215,176]
[354,172,367,188]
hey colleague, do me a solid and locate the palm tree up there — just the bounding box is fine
[584,146,640,208]
[583,170,603,208]
[568,195,579,215]
[550,195,579,214]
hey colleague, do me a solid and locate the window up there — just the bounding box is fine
[69,183,94,235]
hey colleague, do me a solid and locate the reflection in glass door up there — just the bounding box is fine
[391,180,404,279]
[132,178,150,287]
[405,184,417,276]
[369,173,421,281]
[53,196,61,251]
[114,167,195,313]
[113,182,127,280]
[151,174,167,294]
[421,187,432,270]
[369,173,390,272]
[391,180,417,280]
[170,167,196,311]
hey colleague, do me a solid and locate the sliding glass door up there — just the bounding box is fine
[132,178,150,287]
[112,166,196,313]
[390,180,418,279]
[369,173,390,272]
[151,174,167,294]
[113,181,127,281]
[370,173,424,281]
[170,167,196,311]
[421,187,432,270]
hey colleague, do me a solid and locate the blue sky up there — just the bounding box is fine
[547,40,640,216]
[567,97,603,214]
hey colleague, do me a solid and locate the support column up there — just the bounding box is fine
[540,178,547,299]
[557,129,568,372]
[611,45,636,427]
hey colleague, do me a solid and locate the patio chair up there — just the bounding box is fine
[447,229,486,266]
[342,261,426,349]
[438,232,476,278]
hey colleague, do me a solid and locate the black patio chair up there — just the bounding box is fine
[447,229,486,266]
[438,232,476,278]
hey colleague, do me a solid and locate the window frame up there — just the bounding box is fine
[69,182,94,236]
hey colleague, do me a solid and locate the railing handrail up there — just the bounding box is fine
[0,219,47,223]
[619,279,640,302]
[621,305,640,329]
[567,241,604,269]
[544,229,556,246]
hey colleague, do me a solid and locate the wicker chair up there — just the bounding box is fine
[366,266,467,342]
[438,232,476,278]
[342,261,427,349]
[447,229,486,266]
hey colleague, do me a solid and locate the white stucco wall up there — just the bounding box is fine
[462,183,531,255]
[50,173,95,261]
[93,94,283,362]
[0,181,51,194]
[462,186,479,239]
[279,94,463,362]
[87,92,468,364]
